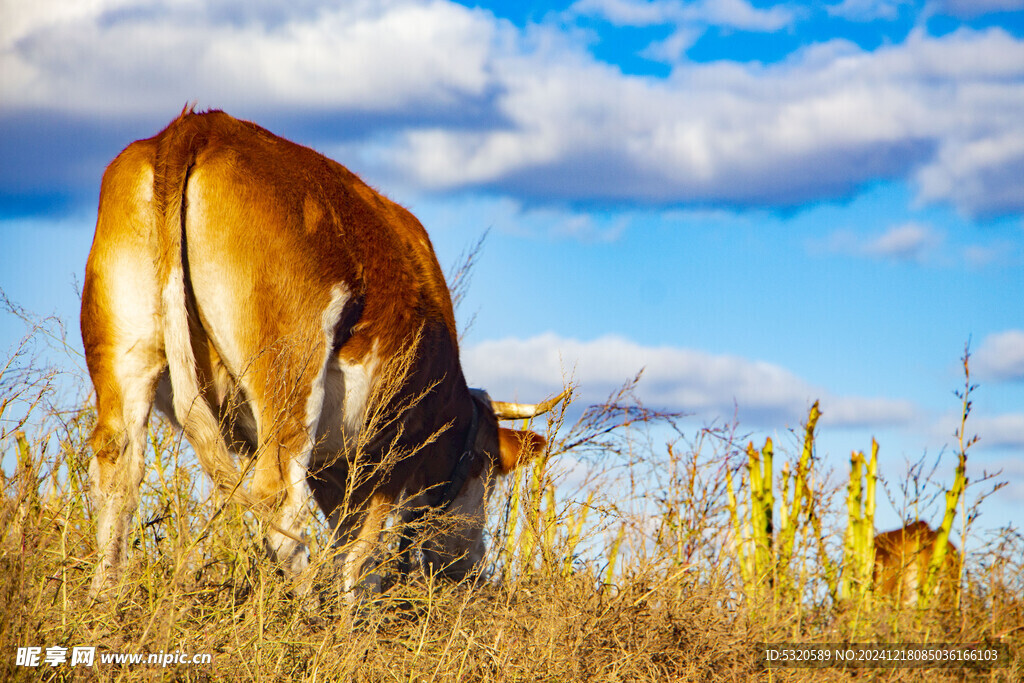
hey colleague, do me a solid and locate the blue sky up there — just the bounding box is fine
[2,0,1023,530]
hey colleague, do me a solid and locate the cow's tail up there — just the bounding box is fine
[154,108,264,513]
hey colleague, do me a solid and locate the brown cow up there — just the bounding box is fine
[81,108,564,600]
[873,521,960,607]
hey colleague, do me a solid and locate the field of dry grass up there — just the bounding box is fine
[1,310,1021,682]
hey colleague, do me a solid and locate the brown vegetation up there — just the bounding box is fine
[1,310,1021,681]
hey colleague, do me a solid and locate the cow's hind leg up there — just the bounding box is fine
[82,274,163,599]
[87,363,161,598]
[82,144,164,599]
[243,390,318,595]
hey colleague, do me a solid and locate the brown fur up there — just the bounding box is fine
[81,108,552,596]
[873,521,960,607]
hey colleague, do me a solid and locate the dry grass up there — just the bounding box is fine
[1,309,1021,682]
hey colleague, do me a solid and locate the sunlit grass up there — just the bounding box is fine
[1,310,1021,681]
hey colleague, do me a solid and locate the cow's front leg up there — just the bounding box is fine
[331,492,392,605]
[251,430,313,593]
[308,456,395,610]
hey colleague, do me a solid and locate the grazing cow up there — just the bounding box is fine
[81,108,564,599]
[873,521,960,607]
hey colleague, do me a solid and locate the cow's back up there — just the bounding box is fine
[161,111,457,370]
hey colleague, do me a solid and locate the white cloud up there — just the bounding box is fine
[1,0,505,115]
[2,1,1024,218]
[969,414,1024,448]
[828,0,911,21]
[962,240,1024,268]
[463,333,918,429]
[570,0,677,26]
[808,222,941,262]
[974,330,1024,382]
[932,0,1024,19]
[383,26,1024,215]
[863,222,944,261]
[825,396,919,428]
[570,0,795,31]
[817,223,1024,268]
[570,0,794,61]
[640,27,703,63]
[917,130,1024,217]
[1,0,137,46]
[698,0,795,31]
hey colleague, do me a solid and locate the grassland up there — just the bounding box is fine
[1,310,1020,682]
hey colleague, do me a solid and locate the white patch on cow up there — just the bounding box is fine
[314,364,348,453]
[304,284,350,443]
[340,343,380,439]
[308,343,379,476]
[900,562,921,605]
[162,273,201,425]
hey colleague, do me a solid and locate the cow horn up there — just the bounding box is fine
[490,389,569,421]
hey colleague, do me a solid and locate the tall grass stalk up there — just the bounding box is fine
[1,309,1020,680]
